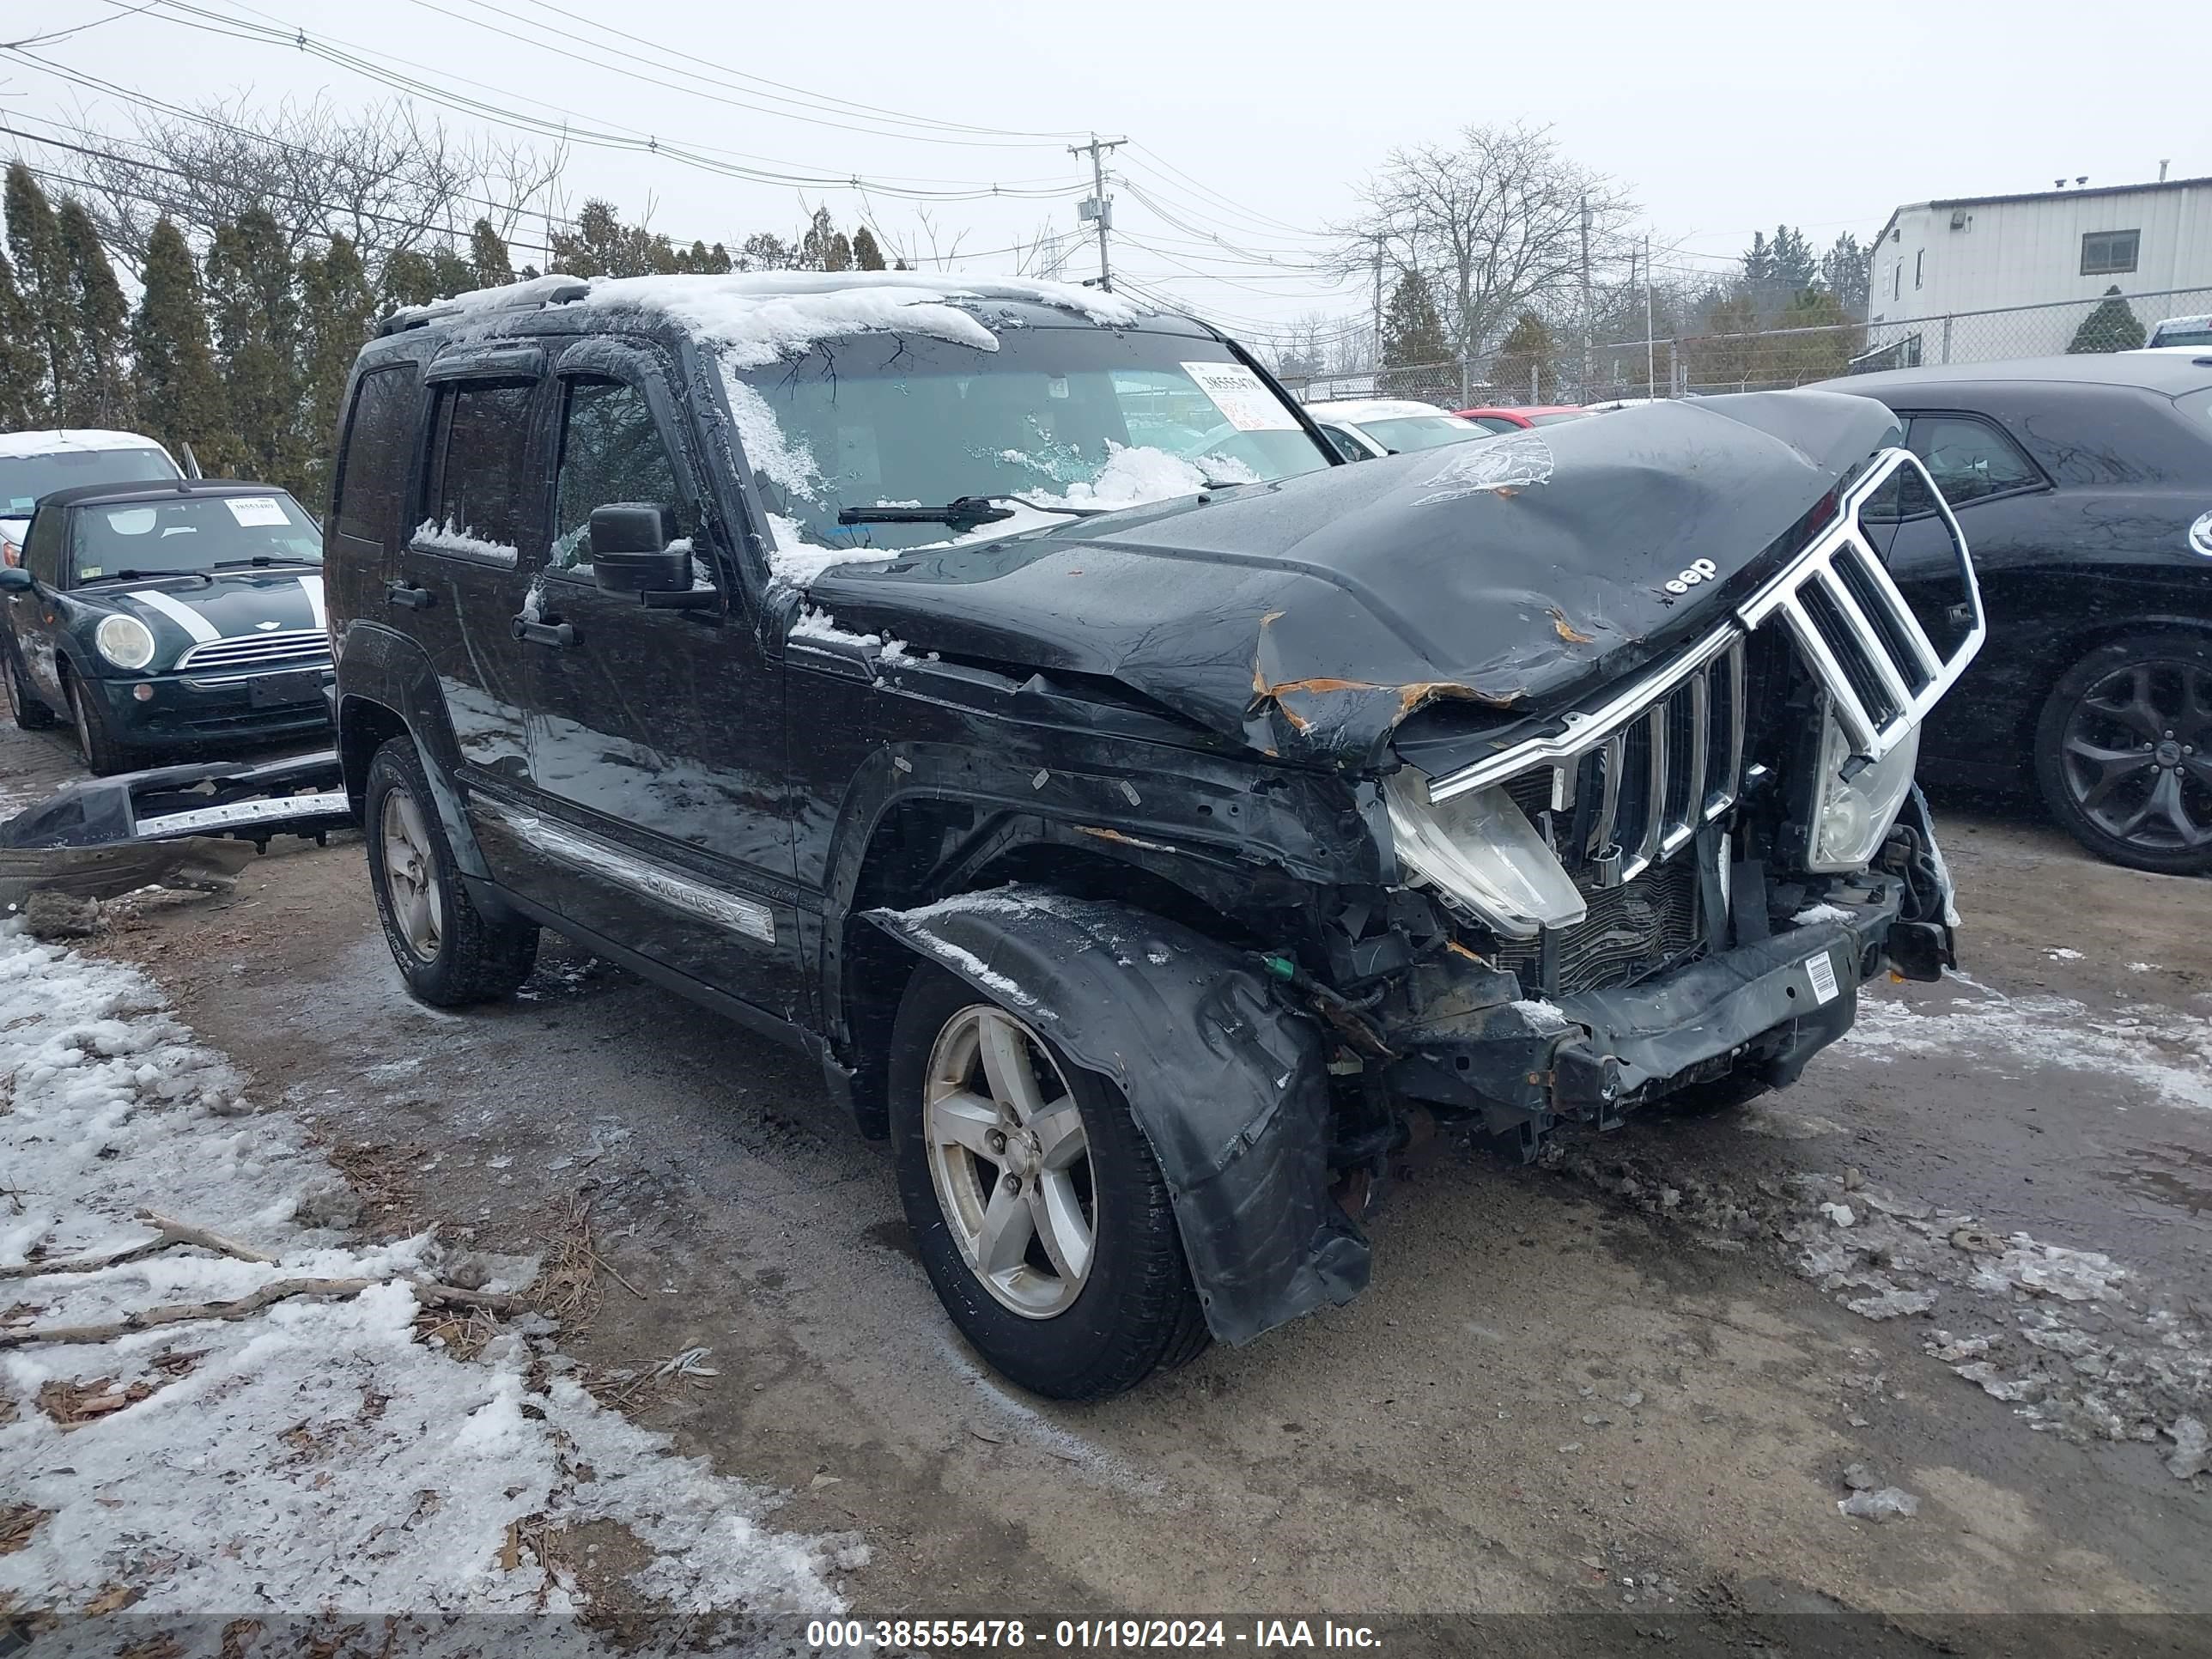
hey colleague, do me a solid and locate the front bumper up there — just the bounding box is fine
[1385,878,1923,1147]
[87,662,334,749]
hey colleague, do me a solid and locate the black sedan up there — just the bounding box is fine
[0,480,331,775]
[1814,352,2212,874]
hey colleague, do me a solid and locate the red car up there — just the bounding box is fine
[1454,404,1589,434]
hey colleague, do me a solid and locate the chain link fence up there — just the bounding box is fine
[1278,284,2212,410]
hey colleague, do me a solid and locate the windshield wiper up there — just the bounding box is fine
[836,494,1103,533]
[212,555,320,570]
[82,568,212,586]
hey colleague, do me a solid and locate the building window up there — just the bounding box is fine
[1914,249,1923,289]
[2081,229,2140,276]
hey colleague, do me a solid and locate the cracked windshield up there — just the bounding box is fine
[736,331,1332,550]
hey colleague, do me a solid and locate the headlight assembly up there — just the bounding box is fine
[1383,769,1586,939]
[94,613,157,672]
[1806,707,1920,872]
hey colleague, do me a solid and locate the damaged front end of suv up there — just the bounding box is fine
[823,381,1980,1376]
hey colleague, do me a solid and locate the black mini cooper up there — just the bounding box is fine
[0,480,331,774]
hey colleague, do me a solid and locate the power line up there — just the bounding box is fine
[66,5,1091,201]
[419,0,1086,149]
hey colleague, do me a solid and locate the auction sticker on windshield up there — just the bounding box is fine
[1181,362,1300,432]
[225,496,289,527]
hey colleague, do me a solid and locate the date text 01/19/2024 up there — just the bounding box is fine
[804,1619,1383,1650]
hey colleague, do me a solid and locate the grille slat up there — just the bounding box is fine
[174,629,330,672]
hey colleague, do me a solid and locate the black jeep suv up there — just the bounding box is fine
[328,273,1983,1398]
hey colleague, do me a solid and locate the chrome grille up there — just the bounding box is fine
[1735,447,1983,760]
[1481,635,1748,889]
[174,630,330,673]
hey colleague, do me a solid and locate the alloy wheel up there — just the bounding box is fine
[379,786,445,962]
[2057,658,2212,855]
[922,1004,1096,1319]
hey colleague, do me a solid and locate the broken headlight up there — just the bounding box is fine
[1383,769,1587,940]
[1806,708,1920,872]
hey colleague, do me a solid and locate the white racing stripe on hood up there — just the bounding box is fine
[129,586,221,643]
[296,572,326,629]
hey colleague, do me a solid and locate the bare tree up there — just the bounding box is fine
[55,95,564,280]
[1339,123,1637,387]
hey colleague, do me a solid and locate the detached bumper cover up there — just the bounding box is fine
[1389,878,1913,1127]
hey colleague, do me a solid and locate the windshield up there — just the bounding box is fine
[1357,415,1484,453]
[730,327,1333,553]
[70,493,321,584]
[1527,410,1589,426]
[2,446,178,520]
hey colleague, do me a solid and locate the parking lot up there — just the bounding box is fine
[5,709,2207,1632]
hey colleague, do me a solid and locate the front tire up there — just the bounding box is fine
[66,676,137,775]
[2034,630,2212,875]
[363,735,538,1005]
[890,963,1209,1399]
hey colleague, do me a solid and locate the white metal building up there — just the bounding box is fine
[1862,176,2212,366]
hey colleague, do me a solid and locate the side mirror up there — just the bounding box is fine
[587,502,688,594]
[0,565,33,593]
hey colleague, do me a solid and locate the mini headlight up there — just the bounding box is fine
[1384,770,1587,939]
[1807,708,1920,872]
[94,613,157,672]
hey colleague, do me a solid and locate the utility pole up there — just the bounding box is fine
[1644,234,1656,400]
[1579,196,1594,404]
[1069,134,1126,291]
[1370,233,1385,386]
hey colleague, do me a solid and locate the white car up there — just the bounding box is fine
[1,430,185,566]
[1305,398,1486,460]
[2142,314,2212,349]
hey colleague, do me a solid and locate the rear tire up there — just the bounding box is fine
[2034,630,2212,876]
[890,963,1209,1400]
[363,735,538,1006]
[66,675,136,775]
[5,636,56,730]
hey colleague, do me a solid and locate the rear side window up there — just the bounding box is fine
[420,381,536,559]
[331,366,418,545]
[1905,414,2043,505]
[550,377,684,572]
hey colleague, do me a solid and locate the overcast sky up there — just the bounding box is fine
[7,0,2203,344]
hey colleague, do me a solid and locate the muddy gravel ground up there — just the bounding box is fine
[7,718,2209,1641]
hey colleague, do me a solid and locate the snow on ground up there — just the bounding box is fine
[0,922,857,1645]
[1841,983,2212,1111]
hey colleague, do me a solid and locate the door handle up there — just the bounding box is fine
[385,580,434,610]
[511,615,577,647]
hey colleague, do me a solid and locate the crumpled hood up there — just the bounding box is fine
[72,569,325,667]
[805,391,1900,764]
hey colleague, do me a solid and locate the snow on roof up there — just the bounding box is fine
[1307,398,1464,424]
[0,428,171,459]
[397,270,1151,368]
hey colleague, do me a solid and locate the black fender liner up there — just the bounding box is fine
[865,884,1370,1346]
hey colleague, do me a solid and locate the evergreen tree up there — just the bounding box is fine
[428,245,476,300]
[799,207,853,272]
[5,163,77,419]
[1765,289,1856,384]
[57,201,135,428]
[852,227,886,271]
[131,220,230,474]
[1381,270,1450,369]
[206,210,305,493]
[2068,286,2145,353]
[0,251,52,429]
[1820,232,1869,320]
[298,233,378,505]
[1692,290,1760,389]
[673,240,732,274]
[1489,310,1556,403]
[469,219,514,288]
[380,248,439,309]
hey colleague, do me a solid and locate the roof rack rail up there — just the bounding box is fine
[375,276,591,337]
